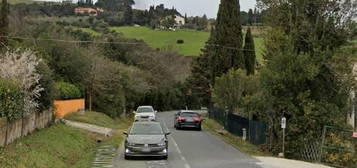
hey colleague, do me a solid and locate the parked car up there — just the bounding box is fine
[123,122,170,160]
[174,110,204,130]
[134,106,157,121]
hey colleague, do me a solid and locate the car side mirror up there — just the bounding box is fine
[165,132,171,136]
[133,111,136,114]
[155,110,158,113]
[123,131,128,136]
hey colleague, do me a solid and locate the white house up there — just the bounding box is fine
[175,15,185,26]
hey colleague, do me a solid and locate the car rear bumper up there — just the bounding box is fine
[177,122,200,128]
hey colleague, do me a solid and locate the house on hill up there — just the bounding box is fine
[74,8,103,17]
[174,15,185,26]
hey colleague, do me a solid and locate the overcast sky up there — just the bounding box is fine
[133,0,257,18]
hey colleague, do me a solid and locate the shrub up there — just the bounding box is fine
[0,50,43,116]
[0,79,24,121]
[177,39,185,44]
[37,61,57,110]
[55,82,81,100]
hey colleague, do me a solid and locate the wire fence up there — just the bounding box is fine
[319,126,357,168]
[209,107,267,145]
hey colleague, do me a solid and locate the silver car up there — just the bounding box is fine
[134,106,157,121]
[123,122,170,159]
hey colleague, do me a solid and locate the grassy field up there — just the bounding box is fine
[203,119,269,156]
[110,27,209,56]
[110,26,265,62]
[0,124,98,168]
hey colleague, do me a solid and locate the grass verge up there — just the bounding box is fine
[64,111,132,129]
[0,112,132,168]
[0,124,98,168]
[203,118,269,156]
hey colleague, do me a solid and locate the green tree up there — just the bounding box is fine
[243,27,256,75]
[257,0,356,157]
[247,9,253,25]
[210,0,244,80]
[122,4,133,25]
[0,0,8,48]
[188,0,244,107]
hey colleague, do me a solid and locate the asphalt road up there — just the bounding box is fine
[114,111,262,168]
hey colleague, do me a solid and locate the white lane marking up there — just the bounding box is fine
[169,136,191,168]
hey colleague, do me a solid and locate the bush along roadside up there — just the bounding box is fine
[0,79,24,121]
[55,82,82,100]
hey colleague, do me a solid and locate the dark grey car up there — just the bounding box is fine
[123,122,170,160]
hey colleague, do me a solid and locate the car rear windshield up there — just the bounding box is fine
[130,123,163,135]
[137,107,154,113]
[181,112,199,117]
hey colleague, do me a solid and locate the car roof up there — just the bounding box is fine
[180,110,197,113]
[137,106,154,108]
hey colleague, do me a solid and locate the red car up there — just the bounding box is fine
[174,110,204,130]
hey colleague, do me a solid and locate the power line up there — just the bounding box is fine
[0,35,257,52]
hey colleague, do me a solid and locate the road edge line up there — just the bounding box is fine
[169,136,191,168]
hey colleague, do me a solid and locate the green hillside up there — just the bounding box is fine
[110,26,264,62]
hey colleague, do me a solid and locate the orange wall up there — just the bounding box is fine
[54,99,85,118]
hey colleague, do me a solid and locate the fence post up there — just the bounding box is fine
[4,119,8,146]
[242,128,247,141]
[318,126,327,163]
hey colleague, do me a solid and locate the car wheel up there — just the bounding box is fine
[124,154,130,160]
[197,124,202,131]
[162,155,168,160]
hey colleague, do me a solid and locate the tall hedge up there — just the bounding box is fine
[55,82,81,100]
[0,79,24,121]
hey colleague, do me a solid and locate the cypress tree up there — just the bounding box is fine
[210,0,244,80]
[243,27,256,75]
[248,9,253,25]
[187,0,244,106]
[0,0,8,47]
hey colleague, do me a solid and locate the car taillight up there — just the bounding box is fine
[194,117,201,123]
[177,116,185,122]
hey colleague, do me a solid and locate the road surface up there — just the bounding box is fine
[114,111,261,168]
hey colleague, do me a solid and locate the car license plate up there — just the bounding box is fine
[142,148,151,152]
[186,118,193,122]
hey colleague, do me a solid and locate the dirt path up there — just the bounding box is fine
[62,119,113,136]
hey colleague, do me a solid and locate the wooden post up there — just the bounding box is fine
[4,118,8,146]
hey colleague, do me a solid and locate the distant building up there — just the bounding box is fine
[174,15,185,26]
[74,8,103,17]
